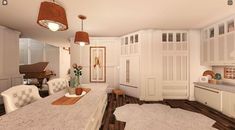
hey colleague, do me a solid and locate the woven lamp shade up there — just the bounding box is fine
[37,1,68,31]
[74,31,90,45]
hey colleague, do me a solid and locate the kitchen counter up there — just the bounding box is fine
[194,82,235,93]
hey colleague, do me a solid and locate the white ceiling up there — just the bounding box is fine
[0,0,235,46]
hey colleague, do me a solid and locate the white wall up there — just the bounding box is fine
[189,30,210,101]
[59,48,70,78]
[70,37,121,89]
[0,26,21,76]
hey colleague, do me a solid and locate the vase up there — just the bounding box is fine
[75,76,80,87]
[67,87,76,95]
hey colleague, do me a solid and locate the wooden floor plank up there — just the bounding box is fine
[100,94,235,130]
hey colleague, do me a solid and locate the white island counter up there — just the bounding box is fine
[0,83,108,130]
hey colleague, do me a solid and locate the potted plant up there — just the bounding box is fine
[68,63,83,95]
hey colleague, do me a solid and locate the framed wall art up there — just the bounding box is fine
[90,46,106,83]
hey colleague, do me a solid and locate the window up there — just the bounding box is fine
[135,34,139,43]
[219,24,225,35]
[125,37,128,45]
[228,20,234,32]
[130,36,134,44]
[176,33,181,42]
[210,28,214,38]
[168,33,173,42]
[162,33,167,42]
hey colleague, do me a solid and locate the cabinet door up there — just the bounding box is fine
[129,56,140,87]
[222,91,231,116]
[218,36,226,64]
[222,91,235,118]
[209,39,215,64]
[119,57,127,84]
[225,32,235,64]
[195,86,222,111]
[230,93,235,118]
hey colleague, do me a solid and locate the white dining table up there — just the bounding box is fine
[0,83,108,130]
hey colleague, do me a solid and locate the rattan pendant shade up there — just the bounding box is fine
[74,15,90,46]
[37,1,68,31]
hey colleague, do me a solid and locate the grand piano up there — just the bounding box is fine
[19,62,55,88]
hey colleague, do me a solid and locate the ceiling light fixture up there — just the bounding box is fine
[228,0,233,5]
[2,0,8,5]
[37,0,68,32]
[74,15,90,46]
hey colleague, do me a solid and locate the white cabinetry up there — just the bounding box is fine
[120,30,162,100]
[120,32,141,98]
[194,85,222,111]
[161,31,189,99]
[222,91,235,118]
[201,15,235,66]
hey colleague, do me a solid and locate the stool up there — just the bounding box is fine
[112,89,125,100]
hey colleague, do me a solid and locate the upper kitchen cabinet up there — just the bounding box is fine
[201,15,235,66]
[121,33,140,56]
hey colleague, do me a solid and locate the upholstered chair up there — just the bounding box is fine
[47,78,69,95]
[1,85,42,114]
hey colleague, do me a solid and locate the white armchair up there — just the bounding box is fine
[47,78,69,95]
[1,85,42,114]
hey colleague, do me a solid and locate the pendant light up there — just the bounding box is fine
[2,0,8,5]
[37,0,68,31]
[74,15,90,46]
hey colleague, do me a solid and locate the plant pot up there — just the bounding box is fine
[76,88,83,95]
[67,87,76,95]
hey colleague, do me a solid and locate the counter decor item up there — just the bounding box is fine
[203,70,215,79]
[68,63,83,95]
[199,76,209,83]
[203,70,218,84]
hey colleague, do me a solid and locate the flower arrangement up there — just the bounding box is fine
[70,63,83,88]
[73,63,83,77]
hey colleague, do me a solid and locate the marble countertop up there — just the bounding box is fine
[194,82,235,93]
[0,83,108,130]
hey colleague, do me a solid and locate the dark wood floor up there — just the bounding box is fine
[100,94,235,130]
[0,92,235,130]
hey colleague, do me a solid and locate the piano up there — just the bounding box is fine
[19,62,55,88]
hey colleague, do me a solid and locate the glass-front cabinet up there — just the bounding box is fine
[201,16,235,66]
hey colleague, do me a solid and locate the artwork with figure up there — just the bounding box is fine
[90,46,106,82]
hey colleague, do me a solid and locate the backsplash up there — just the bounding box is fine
[224,67,235,79]
[212,66,235,84]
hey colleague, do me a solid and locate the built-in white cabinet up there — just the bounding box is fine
[194,85,222,111]
[120,31,162,100]
[195,85,235,118]
[120,32,141,98]
[120,30,192,101]
[161,31,189,99]
[222,91,235,118]
[201,15,235,66]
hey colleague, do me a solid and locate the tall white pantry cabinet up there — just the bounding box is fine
[120,30,195,101]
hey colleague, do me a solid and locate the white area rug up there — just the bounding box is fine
[114,104,217,130]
